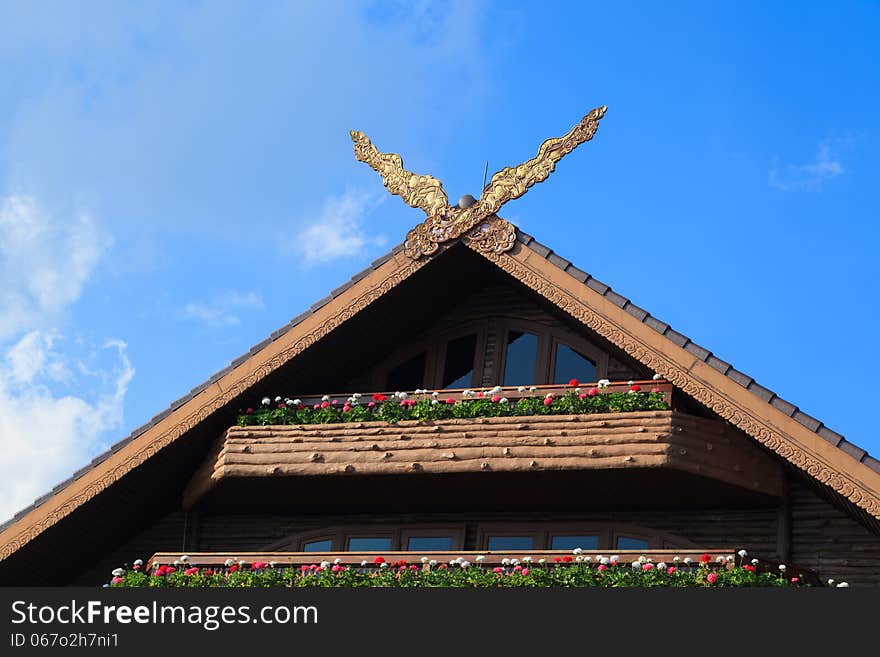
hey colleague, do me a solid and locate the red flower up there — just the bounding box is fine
[343,404,351,412]
[410,565,418,571]
[203,569,214,576]
[554,557,562,563]
[707,572,718,584]
[252,561,267,570]
[228,565,238,573]
[630,384,642,392]
[184,567,199,576]
[439,563,448,570]
[373,556,385,564]
[492,395,502,403]
[445,398,456,405]
[332,565,344,573]
[701,553,711,564]
[588,388,599,397]
[277,403,286,409]
[568,378,579,387]
[301,565,310,573]
[372,393,387,402]
[743,564,756,573]
[791,577,799,584]
[320,401,330,409]
[562,555,573,563]
[245,408,254,414]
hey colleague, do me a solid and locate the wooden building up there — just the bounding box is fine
[2,110,879,586]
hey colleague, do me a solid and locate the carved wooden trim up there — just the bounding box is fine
[0,255,429,562]
[472,244,880,519]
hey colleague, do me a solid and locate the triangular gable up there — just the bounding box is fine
[2,229,879,566]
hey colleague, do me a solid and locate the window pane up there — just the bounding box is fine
[553,343,596,384]
[442,334,477,389]
[503,331,538,386]
[387,352,426,392]
[616,536,649,550]
[303,539,332,552]
[550,535,599,550]
[406,536,453,551]
[487,536,534,551]
[347,537,393,551]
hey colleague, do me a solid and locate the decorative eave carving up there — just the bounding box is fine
[351,106,606,259]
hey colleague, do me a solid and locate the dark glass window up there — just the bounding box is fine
[406,536,454,551]
[386,352,426,392]
[503,331,538,386]
[550,535,600,550]
[347,537,394,551]
[442,334,477,389]
[616,536,649,551]
[302,539,332,552]
[553,343,597,384]
[487,536,535,551]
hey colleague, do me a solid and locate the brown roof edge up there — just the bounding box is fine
[483,230,880,518]
[0,243,425,557]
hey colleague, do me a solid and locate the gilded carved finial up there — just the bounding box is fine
[351,106,606,259]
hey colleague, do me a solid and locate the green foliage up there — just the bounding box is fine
[236,390,670,427]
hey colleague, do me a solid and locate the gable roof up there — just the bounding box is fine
[2,227,879,567]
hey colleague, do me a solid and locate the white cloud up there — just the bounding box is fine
[0,195,109,340]
[0,331,135,522]
[293,189,388,266]
[769,140,848,191]
[182,290,265,327]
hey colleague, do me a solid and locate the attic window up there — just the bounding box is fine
[386,351,427,392]
[552,343,596,385]
[502,331,539,386]
[441,334,478,389]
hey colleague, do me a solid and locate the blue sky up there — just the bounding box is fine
[1,1,878,520]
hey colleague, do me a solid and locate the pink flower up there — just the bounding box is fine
[446,398,456,405]
[245,408,254,414]
[331,399,338,405]
[343,404,351,412]
[579,393,587,399]
[493,567,504,574]
[492,395,502,403]
[331,565,343,573]
[642,563,654,571]
[588,388,599,397]
[667,566,677,574]
[476,391,484,398]
[111,576,123,585]
[521,568,530,576]
[706,572,718,584]
[184,567,199,576]
[791,577,799,584]
[543,397,553,406]
[650,387,661,394]
[321,401,330,409]
[277,403,286,409]
[313,403,320,410]
[301,565,310,573]
[598,564,606,572]
[368,401,376,408]
[410,565,418,571]
[252,561,267,570]
[513,565,523,572]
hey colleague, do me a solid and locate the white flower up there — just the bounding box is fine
[631,561,641,571]
[454,556,464,564]
[778,564,786,572]
[352,393,362,399]
[597,379,610,389]
[522,556,532,563]
[320,561,331,569]
[529,386,537,392]
[492,386,503,394]
[627,380,634,386]
[584,556,592,563]
[180,555,189,563]
[638,555,647,564]
[397,391,408,400]
[609,555,619,564]
[224,559,234,567]
[837,582,849,588]
[432,391,439,398]
[475,555,485,562]
[573,547,584,555]
[726,555,735,563]
[827,579,834,586]
[751,558,759,565]
[421,557,429,564]
[672,557,680,563]
[545,392,554,398]
[173,560,180,566]
[379,562,388,568]
[321,395,330,402]
[499,397,508,404]
[361,560,368,567]
[269,561,277,568]
[238,560,245,567]
[334,558,342,564]
[414,389,423,394]
[133,559,143,567]
[738,549,747,557]
[511,559,520,566]
[460,561,470,569]
[501,558,511,565]
[275,396,282,402]
[431,399,439,405]
[657,562,667,571]
[538,558,546,564]
[112,568,125,577]
[683,558,692,565]
[261,397,271,405]
[652,373,663,380]
[575,556,584,562]
[716,556,724,563]
[463,389,474,398]
[517,386,526,392]
[293,399,302,406]
[429,560,437,567]
[600,557,610,565]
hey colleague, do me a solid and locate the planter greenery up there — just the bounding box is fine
[237,383,669,427]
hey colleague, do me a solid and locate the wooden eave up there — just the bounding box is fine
[2,228,880,568]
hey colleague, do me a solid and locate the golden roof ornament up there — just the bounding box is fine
[351,105,607,259]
